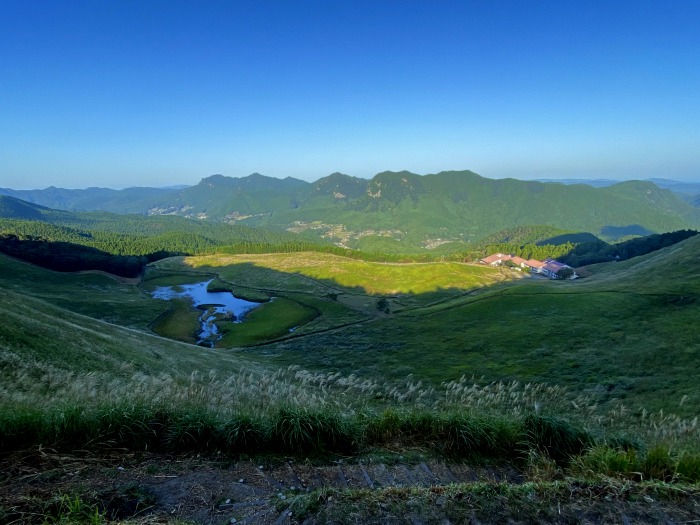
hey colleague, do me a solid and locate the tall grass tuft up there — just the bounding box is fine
[574,445,639,478]
[575,444,700,483]
[524,414,593,463]
[269,407,356,454]
[2,351,699,465]
[642,445,675,482]
[443,413,522,459]
[675,451,700,482]
[221,415,265,453]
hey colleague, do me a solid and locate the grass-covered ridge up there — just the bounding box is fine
[2,238,700,444]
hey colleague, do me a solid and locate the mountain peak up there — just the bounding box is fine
[197,173,309,191]
[314,172,367,199]
[199,174,231,186]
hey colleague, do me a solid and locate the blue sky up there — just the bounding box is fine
[1,1,699,189]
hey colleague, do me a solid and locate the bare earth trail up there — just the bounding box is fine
[0,450,519,524]
[2,450,698,524]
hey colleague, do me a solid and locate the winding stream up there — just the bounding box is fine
[150,280,263,346]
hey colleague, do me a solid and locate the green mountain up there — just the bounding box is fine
[0,185,175,213]
[0,195,58,220]
[4,171,700,249]
[147,173,310,219]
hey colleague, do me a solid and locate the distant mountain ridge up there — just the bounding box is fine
[0,185,175,214]
[2,170,699,249]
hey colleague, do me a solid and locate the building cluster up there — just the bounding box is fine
[479,253,576,279]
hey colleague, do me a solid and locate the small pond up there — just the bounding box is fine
[150,280,263,346]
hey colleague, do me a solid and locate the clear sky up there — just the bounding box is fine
[2,0,699,189]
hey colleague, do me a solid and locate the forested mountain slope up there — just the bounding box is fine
[3,171,699,249]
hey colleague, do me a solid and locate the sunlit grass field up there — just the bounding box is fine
[171,251,514,295]
[259,239,700,419]
[145,252,518,347]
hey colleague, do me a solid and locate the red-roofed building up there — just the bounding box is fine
[540,258,574,279]
[479,253,512,266]
[480,253,576,279]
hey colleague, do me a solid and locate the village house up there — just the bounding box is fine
[479,253,531,269]
[479,253,576,279]
[538,258,573,279]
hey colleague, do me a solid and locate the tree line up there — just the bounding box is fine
[1,216,696,276]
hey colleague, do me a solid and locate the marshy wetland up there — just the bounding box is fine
[149,279,263,346]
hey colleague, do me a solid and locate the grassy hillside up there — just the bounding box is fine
[3,234,699,424]
[2,246,698,442]
[248,236,700,421]
[0,254,165,328]
[0,255,583,434]
[2,242,700,523]
[135,239,700,427]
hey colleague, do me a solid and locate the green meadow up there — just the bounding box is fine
[131,242,700,424]
[2,235,699,432]
[178,251,510,295]
[144,253,517,347]
[0,254,167,329]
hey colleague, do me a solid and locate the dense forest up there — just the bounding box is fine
[558,229,699,266]
[0,216,437,275]
[0,235,147,277]
[1,203,697,276]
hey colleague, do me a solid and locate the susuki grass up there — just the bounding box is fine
[2,348,699,474]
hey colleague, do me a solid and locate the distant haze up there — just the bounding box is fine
[1,1,699,189]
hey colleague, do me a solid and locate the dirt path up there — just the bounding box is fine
[3,450,698,524]
[1,450,520,524]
